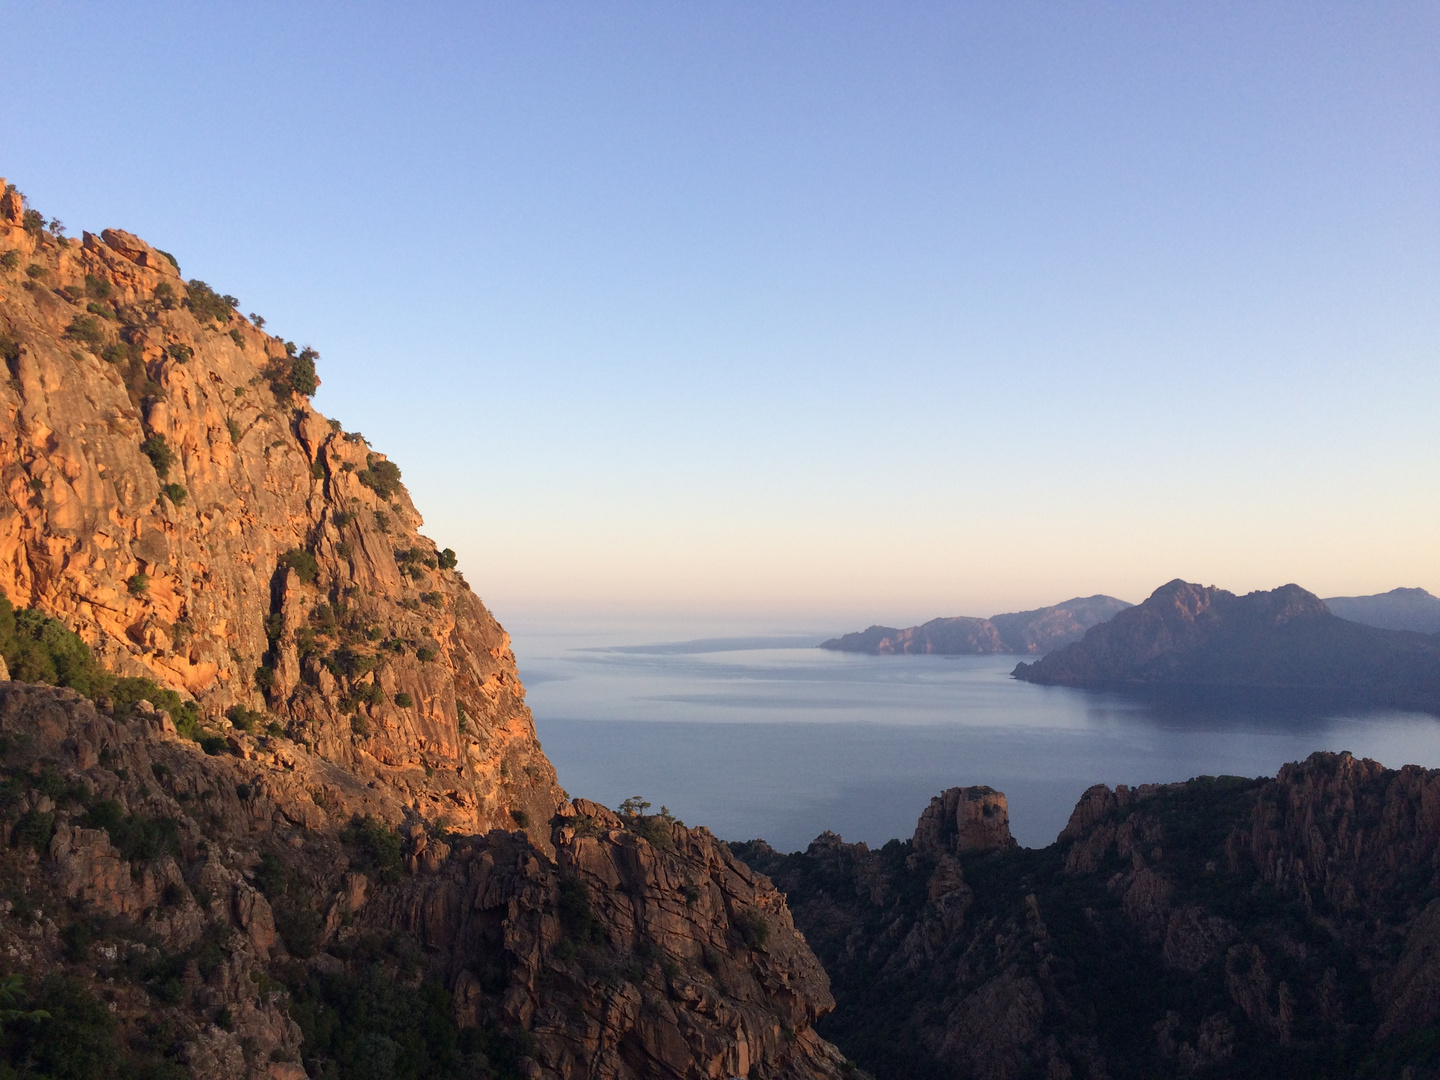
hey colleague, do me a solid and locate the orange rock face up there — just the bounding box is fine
[0,180,848,1079]
[0,179,561,838]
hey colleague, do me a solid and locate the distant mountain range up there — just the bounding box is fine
[1325,586,1440,634]
[1013,579,1440,712]
[820,594,1133,655]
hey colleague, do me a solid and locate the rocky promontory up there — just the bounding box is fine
[1013,579,1440,712]
[820,595,1131,656]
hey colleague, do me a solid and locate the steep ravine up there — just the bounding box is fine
[0,179,850,1079]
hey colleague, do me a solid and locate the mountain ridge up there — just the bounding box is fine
[1013,579,1440,712]
[820,594,1132,656]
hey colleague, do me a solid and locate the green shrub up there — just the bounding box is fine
[358,456,402,499]
[167,343,191,362]
[733,908,770,950]
[228,328,245,349]
[227,417,242,444]
[126,573,149,595]
[157,249,179,271]
[227,705,265,732]
[438,548,458,570]
[310,457,324,479]
[277,548,319,584]
[326,647,375,679]
[343,815,402,876]
[81,800,180,862]
[394,692,413,708]
[65,314,105,351]
[21,209,44,236]
[254,665,276,693]
[85,300,115,320]
[12,809,55,853]
[139,433,173,476]
[0,250,19,271]
[415,645,436,663]
[0,596,113,699]
[199,735,227,756]
[84,274,111,300]
[264,345,319,399]
[100,343,132,365]
[185,279,236,323]
[160,483,186,505]
[557,874,606,947]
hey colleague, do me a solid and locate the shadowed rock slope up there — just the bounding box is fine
[737,755,1440,1079]
[0,180,848,1078]
[0,681,846,1079]
[1013,580,1440,713]
[821,595,1131,656]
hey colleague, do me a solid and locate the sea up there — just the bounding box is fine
[510,626,1440,852]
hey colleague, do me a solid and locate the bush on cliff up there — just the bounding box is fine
[65,314,106,351]
[184,279,236,324]
[359,455,402,499]
[139,433,173,477]
[0,591,203,738]
[278,548,319,584]
[264,345,319,399]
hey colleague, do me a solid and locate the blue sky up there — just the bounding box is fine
[4,3,1436,629]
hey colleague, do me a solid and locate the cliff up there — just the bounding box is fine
[820,595,1131,656]
[1012,579,1440,712]
[736,754,1440,1079]
[0,177,562,837]
[0,179,848,1079]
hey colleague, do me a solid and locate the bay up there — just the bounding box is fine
[513,629,1440,851]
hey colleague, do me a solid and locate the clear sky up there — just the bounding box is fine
[4,3,1436,631]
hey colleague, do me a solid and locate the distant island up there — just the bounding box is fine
[1013,579,1440,712]
[1325,586,1440,634]
[820,594,1133,655]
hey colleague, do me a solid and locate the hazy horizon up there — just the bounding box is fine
[5,4,1435,621]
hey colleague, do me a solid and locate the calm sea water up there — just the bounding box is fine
[511,629,1440,851]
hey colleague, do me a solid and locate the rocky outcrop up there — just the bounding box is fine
[912,786,1015,857]
[736,752,1440,1079]
[0,176,558,840]
[820,595,1131,656]
[1013,579,1440,712]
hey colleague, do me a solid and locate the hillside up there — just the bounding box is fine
[0,178,847,1079]
[1325,587,1440,634]
[820,595,1131,656]
[736,753,1440,1079]
[1012,580,1440,712]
